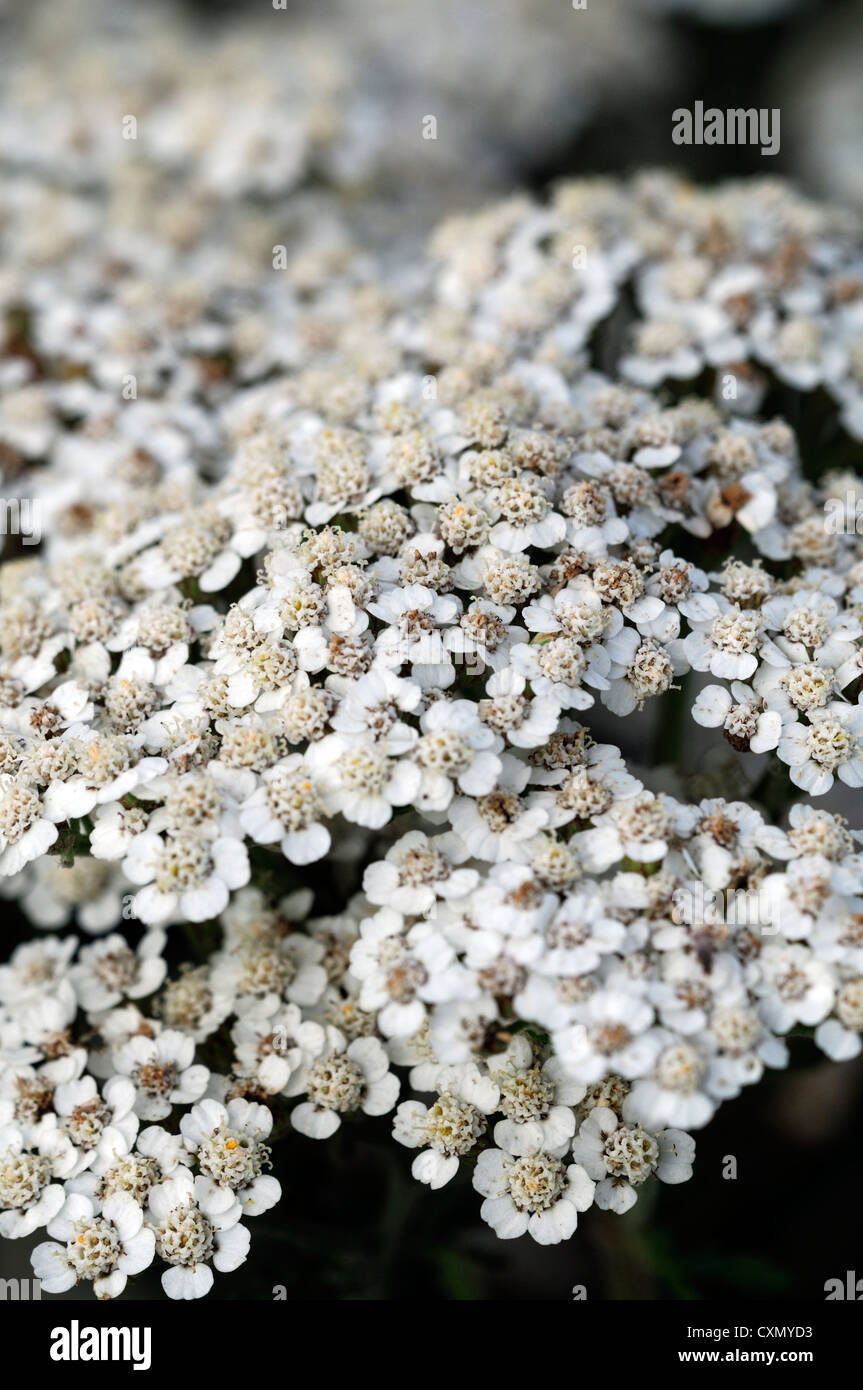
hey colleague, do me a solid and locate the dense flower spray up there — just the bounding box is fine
[2,16,863,1289]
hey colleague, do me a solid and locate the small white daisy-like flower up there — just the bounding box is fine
[350,908,468,1038]
[306,731,421,830]
[330,666,421,737]
[122,829,250,924]
[231,1005,327,1096]
[291,1034,400,1139]
[623,1037,717,1130]
[691,680,783,754]
[239,755,331,865]
[362,830,478,916]
[571,1106,694,1214]
[393,1063,498,1188]
[52,1073,139,1173]
[412,698,503,812]
[602,629,682,716]
[480,667,562,749]
[41,729,167,824]
[89,801,151,861]
[553,987,660,1087]
[180,1098,280,1219]
[473,1137,595,1244]
[0,777,58,876]
[486,1036,580,1154]
[147,1167,250,1300]
[67,1125,184,1210]
[0,935,78,1007]
[814,978,863,1062]
[449,754,549,864]
[620,319,702,389]
[777,702,863,795]
[112,1029,210,1120]
[369,584,460,667]
[754,944,836,1034]
[32,1189,155,1299]
[0,1118,77,1239]
[683,596,764,681]
[69,931,167,1013]
[576,791,675,872]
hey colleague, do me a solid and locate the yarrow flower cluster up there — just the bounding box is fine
[2,18,863,1291]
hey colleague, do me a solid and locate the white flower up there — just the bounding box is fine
[576,792,675,872]
[442,599,527,673]
[815,980,863,1062]
[330,667,421,736]
[623,1038,717,1130]
[755,944,836,1033]
[180,1098,280,1218]
[393,1064,498,1188]
[231,1006,326,1095]
[41,729,167,823]
[0,936,78,1008]
[758,589,860,669]
[53,1073,139,1172]
[469,863,559,938]
[291,1034,400,1138]
[691,680,782,754]
[66,1125,184,1209]
[486,1036,579,1154]
[210,936,327,1020]
[136,510,264,594]
[554,988,660,1086]
[32,1190,154,1298]
[370,583,461,687]
[684,797,789,890]
[147,1167,250,1299]
[350,908,468,1037]
[239,756,331,865]
[777,703,863,795]
[683,597,764,681]
[412,698,502,812]
[449,754,549,863]
[620,319,702,388]
[602,629,682,716]
[648,949,745,1033]
[69,931,167,1012]
[547,888,629,974]
[571,1106,694,1213]
[362,830,478,916]
[428,994,500,1066]
[487,478,566,553]
[480,668,561,749]
[112,1029,210,1120]
[89,802,151,860]
[473,1139,595,1244]
[0,777,58,876]
[306,732,421,829]
[0,1119,76,1238]
[122,829,250,924]
[16,986,81,1070]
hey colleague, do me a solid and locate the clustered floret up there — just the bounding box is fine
[2,29,863,1293]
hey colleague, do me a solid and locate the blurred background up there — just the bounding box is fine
[2,0,863,1300]
[2,0,863,256]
